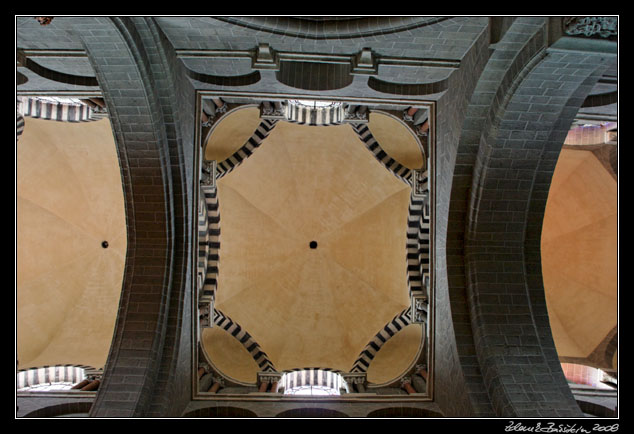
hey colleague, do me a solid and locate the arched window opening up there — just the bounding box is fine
[561,363,617,389]
[17,382,76,392]
[280,369,345,396]
[17,366,86,392]
[285,99,344,125]
[290,99,342,109]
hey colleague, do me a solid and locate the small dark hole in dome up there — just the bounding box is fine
[102,241,109,249]
[309,241,318,249]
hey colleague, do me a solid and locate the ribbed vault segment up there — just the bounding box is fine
[16,116,126,371]
[350,307,413,373]
[541,147,617,368]
[211,308,276,373]
[350,123,413,184]
[215,119,278,180]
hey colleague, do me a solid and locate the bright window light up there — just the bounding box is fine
[284,385,340,396]
[17,382,75,392]
[280,369,345,396]
[290,99,341,108]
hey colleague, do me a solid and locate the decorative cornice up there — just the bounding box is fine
[252,43,279,70]
[213,16,452,40]
[177,46,460,82]
[342,372,367,385]
[200,160,216,187]
[257,371,283,384]
[564,16,617,39]
[351,48,378,75]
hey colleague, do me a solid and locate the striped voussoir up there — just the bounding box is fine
[350,307,412,373]
[285,101,344,126]
[16,364,94,389]
[17,96,99,122]
[16,111,25,141]
[215,119,278,180]
[200,185,220,302]
[350,123,413,185]
[213,308,276,373]
[197,187,210,295]
[407,170,430,299]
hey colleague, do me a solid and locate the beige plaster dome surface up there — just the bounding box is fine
[204,112,423,385]
[541,147,617,367]
[367,112,425,169]
[16,117,126,370]
[204,106,263,163]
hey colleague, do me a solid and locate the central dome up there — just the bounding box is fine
[202,108,425,385]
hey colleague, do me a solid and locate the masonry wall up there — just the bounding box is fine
[16,16,616,418]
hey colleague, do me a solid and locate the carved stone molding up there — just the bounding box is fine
[252,43,279,70]
[413,169,429,197]
[351,48,378,75]
[198,300,214,329]
[342,104,368,123]
[260,101,286,120]
[564,17,617,38]
[342,372,367,385]
[411,293,428,325]
[200,160,216,187]
[257,371,283,384]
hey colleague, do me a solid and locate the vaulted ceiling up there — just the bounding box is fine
[16,116,126,370]
[15,103,617,381]
[201,107,425,385]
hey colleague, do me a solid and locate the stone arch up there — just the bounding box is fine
[366,407,443,418]
[184,67,260,87]
[275,408,349,418]
[182,406,258,418]
[461,29,616,418]
[17,70,28,85]
[276,61,353,91]
[581,89,618,108]
[23,401,93,418]
[443,18,551,417]
[367,75,449,96]
[214,16,450,40]
[16,50,98,87]
[66,16,194,418]
[603,331,618,369]
[575,399,617,418]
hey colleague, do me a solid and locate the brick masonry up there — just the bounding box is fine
[16,16,617,418]
[460,25,616,417]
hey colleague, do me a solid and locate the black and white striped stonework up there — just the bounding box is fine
[198,187,210,297]
[16,112,25,141]
[350,123,413,184]
[17,96,95,123]
[213,308,276,373]
[350,307,413,373]
[16,365,93,390]
[215,119,278,180]
[285,100,344,126]
[407,170,430,300]
[200,185,220,303]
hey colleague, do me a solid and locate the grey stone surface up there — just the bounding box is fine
[15,15,617,419]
